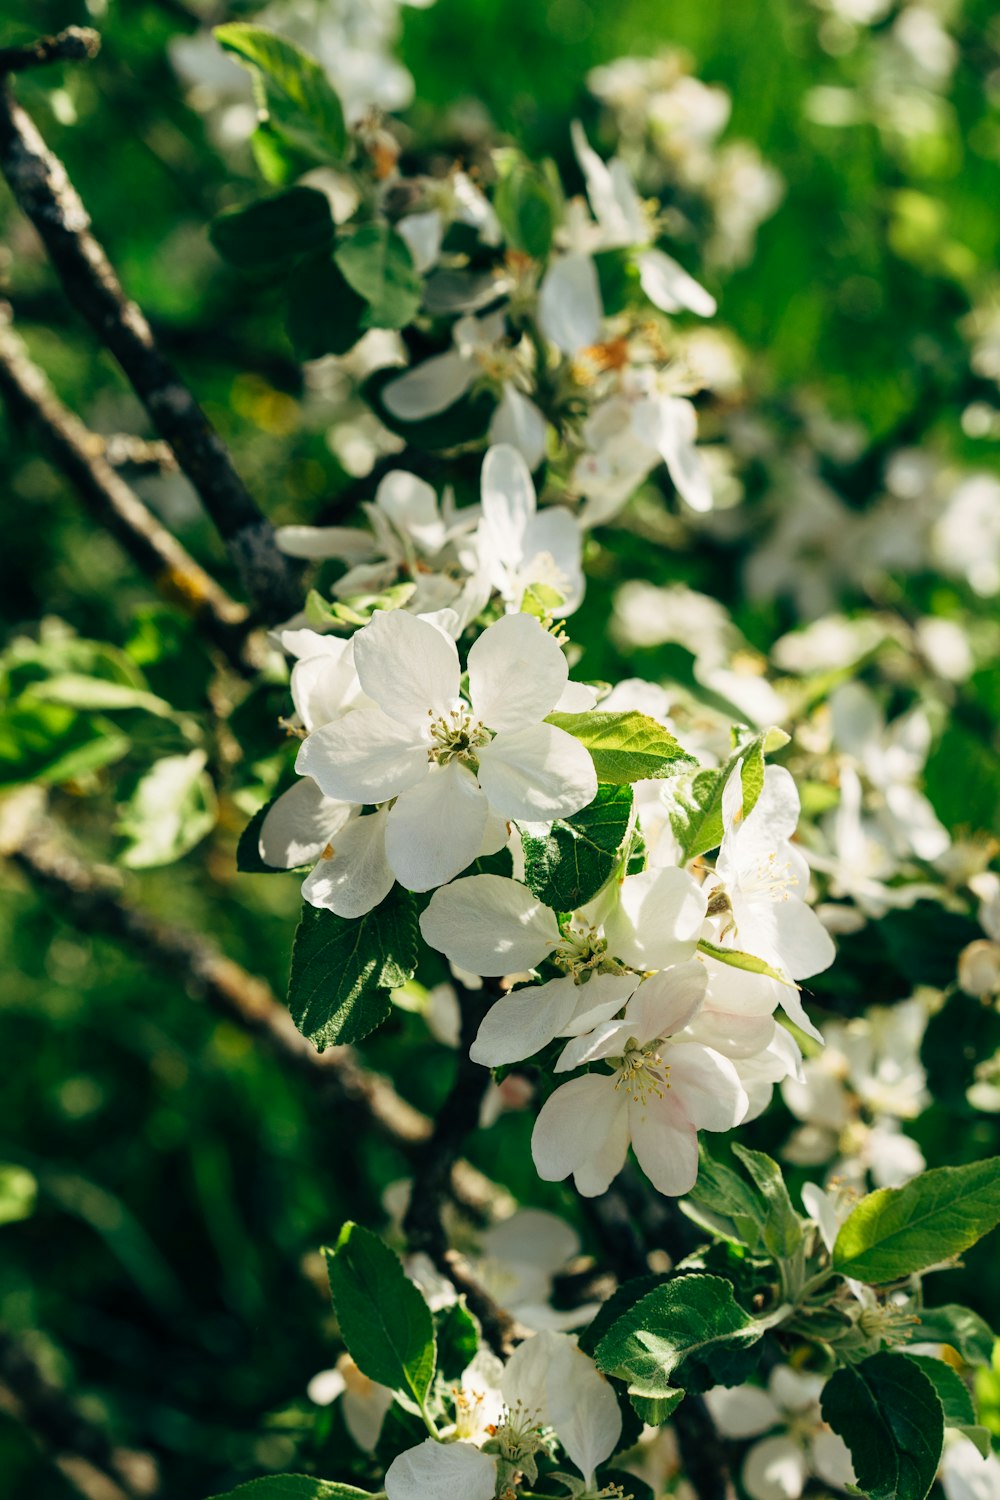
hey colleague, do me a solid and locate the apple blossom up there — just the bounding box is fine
[704,1366,855,1500]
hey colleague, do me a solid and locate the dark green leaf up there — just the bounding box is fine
[286,252,367,359]
[520,784,633,911]
[214,25,348,161]
[207,1478,373,1499]
[832,1158,1000,1283]
[325,1223,435,1411]
[578,1275,666,1358]
[907,1304,996,1366]
[821,1352,944,1500]
[434,1298,480,1381]
[287,890,418,1050]
[683,1144,767,1251]
[544,710,695,785]
[629,1390,685,1427]
[493,155,561,259]
[669,727,788,862]
[594,1273,767,1398]
[210,188,334,270]
[731,1145,804,1260]
[334,224,422,330]
[903,1355,976,1430]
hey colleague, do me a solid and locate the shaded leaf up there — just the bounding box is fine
[520,784,633,911]
[325,1223,435,1411]
[821,1351,944,1500]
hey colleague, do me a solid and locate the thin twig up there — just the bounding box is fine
[0,308,261,675]
[0,58,302,622]
[403,994,522,1357]
[0,1325,158,1500]
[100,434,177,475]
[0,27,100,75]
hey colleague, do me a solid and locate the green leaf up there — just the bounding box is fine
[832,1158,1000,1283]
[286,252,367,358]
[334,224,423,331]
[325,1223,436,1412]
[907,1304,996,1366]
[670,726,789,862]
[434,1297,480,1381]
[683,1144,767,1251]
[116,750,217,869]
[696,938,794,987]
[207,1478,373,1499]
[629,1389,685,1427]
[214,25,348,161]
[0,1165,37,1226]
[544,710,695,785]
[594,1273,768,1398]
[821,1351,945,1500]
[210,188,335,270]
[287,889,417,1050]
[26,675,179,720]
[520,785,633,911]
[493,154,561,259]
[0,698,129,788]
[731,1145,804,1260]
[903,1355,976,1430]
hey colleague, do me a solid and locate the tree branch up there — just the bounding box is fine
[0,307,262,675]
[0,54,302,622]
[403,993,522,1357]
[0,1325,158,1500]
[0,27,100,75]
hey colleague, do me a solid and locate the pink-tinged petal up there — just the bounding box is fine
[623,961,708,1042]
[573,1099,631,1196]
[604,867,708,969]
[477,723,597,820]
[629,1089,699,1196]
[531,1073,624,1183]
[419,875,560,975]
[468,613,568,731]
[353,609,460,721]
[382,349,475,420]
[668,1041,749,1131]
[685,1006,776,1059]
[258,778,356,868]
[296,707,427,803]
[470,975,580,1067]
[300,807,394,919]
[386,762,489,892]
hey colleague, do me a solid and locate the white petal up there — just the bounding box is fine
[386,763,489,891]
[703,1384,781,1439]
[573,1101,632,1196]
[480,442,536,557]
[556,1018,636,1073]
[479,1208,579,1274]
[538,254,603,355]
[545,1335,623,1483]
[342,1381,394,1451]
[467,613,568,731]
[555,679,600,712]
[520,506,586,615]
[259,779,356,868]
[290,640,364,730]
[385,1438,497,1500]
[638,248,717,317]
[275,525,378,561]
[470,974,580,1067]
[629,1088,700,1196]
[353,608,460,720]
[623,961,708,1041]
[604,867,708,969]
[531,1073,624,1184]
[296,707,427,803]
[686,1007,777,1059]
[668,1042,749,1131]
[477,723,597,820]
[396,210,443,275]
[561,973,640,1034]
[300,806,395,918]
[657,396,714,513]
[810,1430,856,1490]
[375,470,445,552]
[419,875,560,975]
[742,1435,809,1500]
[769,899,837,982]
[489,385,548,469]
[769,1366,824,1414]
[382,349,475,420]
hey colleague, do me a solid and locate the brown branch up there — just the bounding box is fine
[403,994,522,1357]
[0,308,262,675]
[100,434,177,476]
[0,1325,158,1500]
[0,798,430,1150]
[585,1180,739,1500]
[0,55,302,622]
[0,27,100,75]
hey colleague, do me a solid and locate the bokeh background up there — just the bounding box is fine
[3,0,1000,1496]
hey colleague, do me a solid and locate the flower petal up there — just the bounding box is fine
[467,612,568,731]
[489,385,548,469]
[477,723,597,820]
[353,608,460,721]
[386,762,489,891]
[300,806,395,919]
[543,1333,623,1484]
[385,1438,497,1500]
[741,1434,808,1500]
[419,875,561,975]
[604,867,708,969]
[375,470,445,552]
[382,349,474,420]
[258,778,356,868]
[703,1385,781,1440]
[629,1088,699,1195]
[470,974,580,1067]
[480,442,536,557]
[538,254,603,355]
[623,961,708,1041]
[531,1073,624,1184]
[667,1041,749,1131]
[656,395,714,513]
[561,973,640,1035]
[275,525,378,561]
[638,247,717,317]
[296,707,427,803]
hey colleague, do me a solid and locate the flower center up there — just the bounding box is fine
[453,1384,493,1442]
[491,1399,546,1462]
[615,1038,671,1104]
[743,851,798,901]
[427,706,492,766]
[554,920,608,976]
